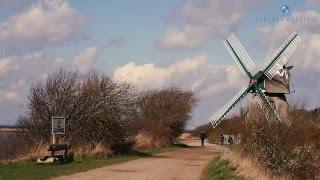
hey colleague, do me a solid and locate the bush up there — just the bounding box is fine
[2,68,201,160]
[17,70,138,154]
[137,87,198,143]
[240,104,320,178]
[15,70,198,156]
[192,103,320,178]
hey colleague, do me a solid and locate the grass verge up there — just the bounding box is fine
[201,156,243,180]
[0,143,188,180]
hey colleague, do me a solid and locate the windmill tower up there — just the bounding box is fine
[210,33,301,128]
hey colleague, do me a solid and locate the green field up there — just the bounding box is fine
[0,144,187,180]
[201,156,243,180]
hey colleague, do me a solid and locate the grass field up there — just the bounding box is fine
[0,144,187,180]
[201,156,243,180]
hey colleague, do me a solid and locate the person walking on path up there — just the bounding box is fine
[220,134,224,145]
[199,129,207,146]
[228,135,233,145]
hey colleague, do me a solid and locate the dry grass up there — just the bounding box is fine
[73,143,113,157]
[133,131,168,150]
[0,140,48,164]
[222,151,289,180]
[131,118,172,150]
[134,131,157,150]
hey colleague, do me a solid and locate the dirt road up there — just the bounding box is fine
[54,138,225,180]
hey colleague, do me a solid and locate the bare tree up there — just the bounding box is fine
[18,69,80,141]
[138,87,198,142]
[18,69,138,153]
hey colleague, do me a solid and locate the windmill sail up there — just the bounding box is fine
[255,88,279,122]
[210,86,250,128]
[224,33,256,78]
[262,32,301,80]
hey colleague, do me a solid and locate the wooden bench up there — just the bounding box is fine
[37,143,74,164]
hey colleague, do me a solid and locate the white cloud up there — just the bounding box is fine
[25,51,44,61]
[73,46,98,73]
[114,55,245,97]
[0,57,21,74]
[258,10,320,70]
[54,57,64,65]
[6,91,19,101]
[156,26,205,50]
[0,50,69,125]
[0,91,18,103]
[0,51,65,103]
[114,55,250,127]
[0,0,85,52]
[259,11,320,45]
[0,58,12,74]
[157,0,266,50]
[307,0,320,6]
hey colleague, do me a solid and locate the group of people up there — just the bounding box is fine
[199,130,234,146]
[220,134,233,145]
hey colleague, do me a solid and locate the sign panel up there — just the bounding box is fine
[52,116,65,135]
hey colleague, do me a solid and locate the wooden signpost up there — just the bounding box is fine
[37,116,74,164]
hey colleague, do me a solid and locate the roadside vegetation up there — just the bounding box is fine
[0,69,197,177]
[195,103,320,179]
[201,156,242,180]
[0,144,187,180]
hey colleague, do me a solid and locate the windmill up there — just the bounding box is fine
[210,32,301,128]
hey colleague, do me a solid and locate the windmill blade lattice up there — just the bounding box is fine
[210,86,250,128]
[224,33,256,78]
[263,32,301,79]
[255,88,279,122]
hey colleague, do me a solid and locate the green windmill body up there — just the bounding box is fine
[210,33,301,128]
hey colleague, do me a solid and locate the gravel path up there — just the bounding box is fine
[54,138,225,180]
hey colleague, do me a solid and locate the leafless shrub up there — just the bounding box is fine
[240,103,320,178]
[15,70,198,156]
[137,87,198,143]
[17,69,138,154]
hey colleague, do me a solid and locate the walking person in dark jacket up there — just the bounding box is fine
[220,134,224,145]
[228,135,233,145]
[199,130,207,146]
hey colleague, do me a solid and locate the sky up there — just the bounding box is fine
[0,0,320,128]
